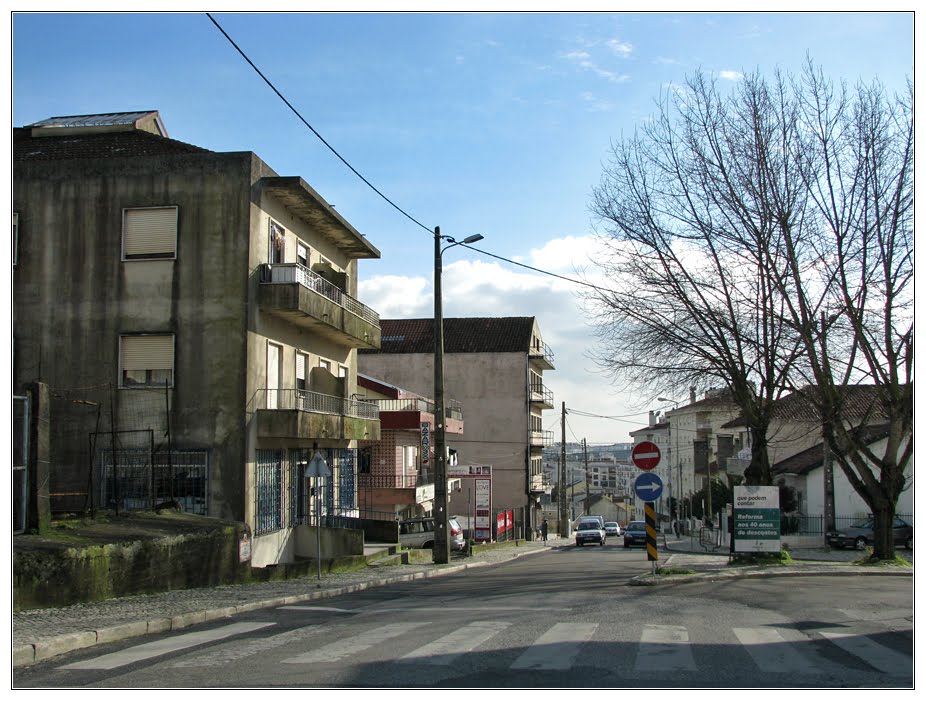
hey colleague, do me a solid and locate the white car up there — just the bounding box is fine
[604,522,622,537]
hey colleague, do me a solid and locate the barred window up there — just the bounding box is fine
[255,450,283,535]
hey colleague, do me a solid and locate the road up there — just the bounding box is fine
[14,543,913,688]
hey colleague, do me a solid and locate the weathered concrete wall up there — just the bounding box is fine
[14,516,251,611]
[294,525,364,558]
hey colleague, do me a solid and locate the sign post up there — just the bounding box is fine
[305,451,330,580]
[733,485,781,554]
[634,472,664,576]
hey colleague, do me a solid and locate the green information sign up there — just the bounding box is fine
[733,486,781,553]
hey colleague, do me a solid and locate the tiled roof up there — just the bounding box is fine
[13,127,211,162]
[361,317,538,355]
[720,385,897,428]
[770,423,892,476]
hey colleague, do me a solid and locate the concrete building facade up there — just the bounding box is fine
[359,317,555,537]
[13,111,382,566]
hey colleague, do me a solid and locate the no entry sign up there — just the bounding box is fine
[631,441,661,471]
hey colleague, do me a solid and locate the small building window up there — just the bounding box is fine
[297,241,310,268]
[270,220,285,264]
[296,352,308,391]
[120,334,174,388]
[123,207,178,260]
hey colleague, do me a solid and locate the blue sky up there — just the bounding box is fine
[10,11,916,443]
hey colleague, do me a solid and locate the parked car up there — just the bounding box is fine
[399,517,466,551]
[575,520,606,546]
[826,517,913,550]
[623,520,648,548]
[604,522,622,537]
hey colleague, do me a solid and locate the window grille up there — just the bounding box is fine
[255,449,283,535]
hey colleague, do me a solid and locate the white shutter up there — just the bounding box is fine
[121,335,174,370]
[296,353,306,381]
[123,207,177,258]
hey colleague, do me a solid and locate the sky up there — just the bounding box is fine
[9,10,916,444]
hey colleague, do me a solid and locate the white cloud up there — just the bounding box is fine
[561,49,630,83]
[606,39,634,58]
[719,70,744,81]
[358,235,650,442]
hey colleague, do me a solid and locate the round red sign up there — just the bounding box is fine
[631,441,662,471]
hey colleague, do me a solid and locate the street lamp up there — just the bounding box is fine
[433,226,484,564]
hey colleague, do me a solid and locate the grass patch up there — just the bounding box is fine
[655,567,696,575]
[853,549,912,567]
[730,550,793,566]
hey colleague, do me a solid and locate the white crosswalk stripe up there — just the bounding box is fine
[510,622,598,670]
[634,624,697,672]
[281,621,430,664]
[819,630,911,677]
[172,625,323,668]
[733,627,825,675]
[400,621,512,665]
[59,622,276,670]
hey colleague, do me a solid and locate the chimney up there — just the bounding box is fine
[690,386,697,404]
[649,411,656,427]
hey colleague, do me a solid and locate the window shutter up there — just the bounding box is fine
[296,353,306,381]
[124,207,177,257]
[122,335,174,370]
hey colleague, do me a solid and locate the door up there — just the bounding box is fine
[267,343,281,409]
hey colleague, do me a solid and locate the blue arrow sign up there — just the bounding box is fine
[634,472,664,502]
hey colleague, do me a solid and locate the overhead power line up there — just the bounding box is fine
[205,13,613,296]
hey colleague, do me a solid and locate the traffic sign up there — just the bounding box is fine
[634,472,664,502]
[631,441,662,471]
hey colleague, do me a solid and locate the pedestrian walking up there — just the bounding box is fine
[673,519,680,538]
[541,518,548,542]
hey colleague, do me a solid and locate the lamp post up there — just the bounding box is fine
[433,226,484,564]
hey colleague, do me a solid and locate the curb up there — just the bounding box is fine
[14,544,552,668]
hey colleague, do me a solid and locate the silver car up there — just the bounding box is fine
[399,517,466,551]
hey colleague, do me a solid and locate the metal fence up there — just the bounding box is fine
[781,513,914,535]
[100,446,209,516]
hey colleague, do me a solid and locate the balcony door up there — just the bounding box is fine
[267,342,282,409]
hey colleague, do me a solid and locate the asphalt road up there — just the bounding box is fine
[14,544,913,688]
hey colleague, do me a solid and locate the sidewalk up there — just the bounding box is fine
[13,534,911,668]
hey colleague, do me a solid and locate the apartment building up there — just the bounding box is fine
[354,374,464,519]
[358,317,555,536]
[13,111,382,566]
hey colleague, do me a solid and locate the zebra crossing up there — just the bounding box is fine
[56,612,912,682]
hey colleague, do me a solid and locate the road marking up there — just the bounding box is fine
[59,622,275,670]
[819,630,912,676]
[171,625,323,668]
[733,627,823,675]
[281,621,430,664]
[278,606,353,613]
[400,621,511,665]
[635,624,697,672]
[510,622,598,670]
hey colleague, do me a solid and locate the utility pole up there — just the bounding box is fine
[583,438,589,515]
[560,402,567,538]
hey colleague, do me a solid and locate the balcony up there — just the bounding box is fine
[258,263,381,349]
[529,341,555,370]
[374,397,464,434]
[253,388,380,442]
[529,429,554,448]
[529,473,553,496]
[530,383,554,409]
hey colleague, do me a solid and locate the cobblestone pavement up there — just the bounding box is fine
[13,535,912,668]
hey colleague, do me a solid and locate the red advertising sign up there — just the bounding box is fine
[631,441,662,471]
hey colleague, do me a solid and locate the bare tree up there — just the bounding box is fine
[587,61,912,558]
[586,68,808,487]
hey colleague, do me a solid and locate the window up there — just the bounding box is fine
[338,364,348,379]
[297,241,310,268]
[255,449,283,535]
[319,358,331,373]
[120,334,174,388]
[269,220,285,264]
[123,207,178,260]
[296,352,308,391]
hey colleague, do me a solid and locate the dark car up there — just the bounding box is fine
[623,520,648,548]
[826,517,913,550]
[575,520,606,546]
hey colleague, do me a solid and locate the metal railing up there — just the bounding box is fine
[358,473,433,489]
[529,341,555,366]
[257,388,379,420]
[372,397,463,421]
[260,262,380,327]
[530,429,555,447]
[530,384,554,405]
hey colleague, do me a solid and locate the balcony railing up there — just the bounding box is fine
[260,263,380,327]
[530,429,554,447]
[255,388,379,420]
[530,383,554,406]
[358,473,434,489]
[373,398,463,421]
[528,341,555,369]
